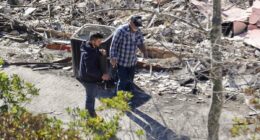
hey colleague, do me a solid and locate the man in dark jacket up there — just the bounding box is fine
[78,32,110,117]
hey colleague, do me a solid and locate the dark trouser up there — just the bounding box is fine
[117,65,135,92]
[80,55,109,113]
[99,54,108,74]
[83,83,98,112]
[83,82,114,112]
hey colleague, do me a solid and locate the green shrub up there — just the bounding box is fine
[0,110,80,139]
[0,71,137,140]
[0,72,39,112]
[0,58,4,66]
[67,91,134,140]
[99,90,133,112]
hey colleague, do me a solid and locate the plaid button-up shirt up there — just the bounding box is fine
[110,24,144,67]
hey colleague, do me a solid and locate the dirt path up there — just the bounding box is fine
[2,66,249,140]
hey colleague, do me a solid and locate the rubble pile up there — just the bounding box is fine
[0,0,259,113]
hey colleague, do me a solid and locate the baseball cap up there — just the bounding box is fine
[131,15,142,27]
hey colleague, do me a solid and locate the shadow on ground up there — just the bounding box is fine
[128,84,190,140]
[79,80,190,140]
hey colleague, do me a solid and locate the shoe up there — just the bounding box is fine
[88,110,97,118]
[88,111,104,121]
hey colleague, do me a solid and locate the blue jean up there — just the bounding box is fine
[117,65,135,92]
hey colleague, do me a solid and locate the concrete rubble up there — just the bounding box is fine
[0,0,260,139]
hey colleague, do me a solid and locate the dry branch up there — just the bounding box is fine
[87,8,206,32]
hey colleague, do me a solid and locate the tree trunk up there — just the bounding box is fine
[207,0,223,139]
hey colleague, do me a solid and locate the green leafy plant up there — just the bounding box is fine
[0,72,39,112]
[0,72,80,139]
[0,71,142,140]
[230,117,259,139]
[0,110,80,139]
[0,58,4,66]
[231,88,260,139]
[230,117,249,137]
[66,91,134,140]
[99,90,133,112]
[136,129,145,137]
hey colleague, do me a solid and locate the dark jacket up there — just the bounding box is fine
[78,42,103,83]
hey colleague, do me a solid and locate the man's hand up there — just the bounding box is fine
[110,58,117,68]
[99,49,106,56]
[102,74,110,81]
[139,45,148,58]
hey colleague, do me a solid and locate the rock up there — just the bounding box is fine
[162,27,173,36]
[8,30,19,36]
[63,66,72,71]
[51,22,62,31]
[7,52,16,57]
[225,93,245,103]
[171,95,177,99]
[206,93,211,98]
[158,92,163,96]
[180,78,194,86]
[24,7,37,16]
[77,2,87,7]
[53,6,62,11]
[0,6,4,13]
[255,50,260,57]
[196,100,206,104]
[71,20,83,27]
[178,97,187,101]
[163,110,172,114]
[169,117,174,120]
[176,87,192,94]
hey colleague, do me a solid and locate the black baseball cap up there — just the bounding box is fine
[131,15,142,27]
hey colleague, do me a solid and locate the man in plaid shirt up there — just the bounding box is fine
[110,15,148,92]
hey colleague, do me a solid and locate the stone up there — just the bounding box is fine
[77,2,87,7]
[8,30,19,36]
[255,50,260,57]
[196,100,206,104]
[236,93,246,103]
[225,92,245,103]
[163,110,172,114]
[63,66,72,71]
[178,97,187,101]
[238,64,247,74]
[24,7,37,16]
[162,27,173,36]
[176,87,192,94]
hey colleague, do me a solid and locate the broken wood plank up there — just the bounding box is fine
[32,66,50,71]
[152,0,172,7]
[46,44,72,52]
[24,7,37,16]
[3,35,26,42]
[53,57,72,63]
[146,47,177,59]
[4,57,72,67]
[136,60,181,71]
[35,28,72,39]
